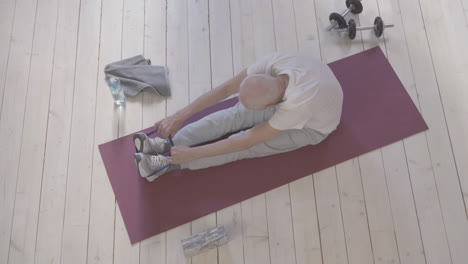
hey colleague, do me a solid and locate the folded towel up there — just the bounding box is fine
[104,55,171,97]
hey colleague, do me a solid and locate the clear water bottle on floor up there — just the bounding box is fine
[108,77,126,105]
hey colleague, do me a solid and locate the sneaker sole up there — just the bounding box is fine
[133,133,145,153]
[146,174,160,182]
[134,153,147,178]
[146,166,168,182]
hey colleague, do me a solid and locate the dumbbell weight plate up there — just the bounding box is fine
[348,19,357,40]
[374,16,384,37]
[329,13,347,29]
[345,0,363,14]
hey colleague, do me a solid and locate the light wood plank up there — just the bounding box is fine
[359,151,400,264]
[271,0,298,52]
[229,0,254,72]
[208,0,234,89]
[418,0,468,252]
[0,0,16,116]
[166,0,189,116]
[336,160,374,264]
[86,0,123,263]
[381,143,426,264]
[188,0,211,100]
[217,205,244,264]
[265,186,297,264]
[462,0,468,25]
[0,0,39,261]
[166,0,191,262]
[34,0,81,263]
[139,0,167,262]
[250,0,276,58]
[403,138,454,263]
[114,206,140,264]
[289,177,322,264]
[240,195,270,264]
[8,0,59,262]
[230,0,257,68]
[314,168,348,264]
[60,0,102,262]
[113,0,145,262]
[167,225,192,264]
[140,236,165,264]
[292,0,321,56]
[396,0,468,262]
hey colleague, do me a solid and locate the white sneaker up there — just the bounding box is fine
[133,133,170,155]
[134,153,172,182]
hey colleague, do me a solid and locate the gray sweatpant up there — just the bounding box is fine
[173,102,328,170]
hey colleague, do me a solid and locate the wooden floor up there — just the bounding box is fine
[1,0,468,263]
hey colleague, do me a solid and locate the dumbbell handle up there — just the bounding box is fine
[341,8,352,17]
[327,21,340,31]
[337,23,394,32]
[357,23,394,30]
[326,4,359,31]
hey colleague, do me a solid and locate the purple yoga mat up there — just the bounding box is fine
[99,47,428,243]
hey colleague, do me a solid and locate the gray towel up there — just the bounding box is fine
[104,55,171,97]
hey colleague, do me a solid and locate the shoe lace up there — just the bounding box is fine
[149,155,166,168]
[150,137,168,150]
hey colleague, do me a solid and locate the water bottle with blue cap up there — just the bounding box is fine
[108,77,126,105]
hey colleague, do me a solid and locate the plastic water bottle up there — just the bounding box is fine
[108,77,126,105]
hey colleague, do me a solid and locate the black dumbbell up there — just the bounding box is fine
[327,0,364,31]
[337,17,394,39]
[328,13,347,31]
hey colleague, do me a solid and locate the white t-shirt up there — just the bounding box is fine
[247,52,344,134]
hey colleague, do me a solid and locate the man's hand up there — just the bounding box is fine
[154,113,185,138]
[170,145,198,164]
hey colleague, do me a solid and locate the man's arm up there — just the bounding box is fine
[176,69,246,121]
[156,69,247,137]
[170,122,284,164]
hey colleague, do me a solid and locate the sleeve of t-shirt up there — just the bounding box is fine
[246,53,277,75]
[268,106,309,130]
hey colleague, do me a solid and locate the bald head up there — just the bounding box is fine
[239,74,285,110]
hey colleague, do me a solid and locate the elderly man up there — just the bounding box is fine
[133,52,343,181]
